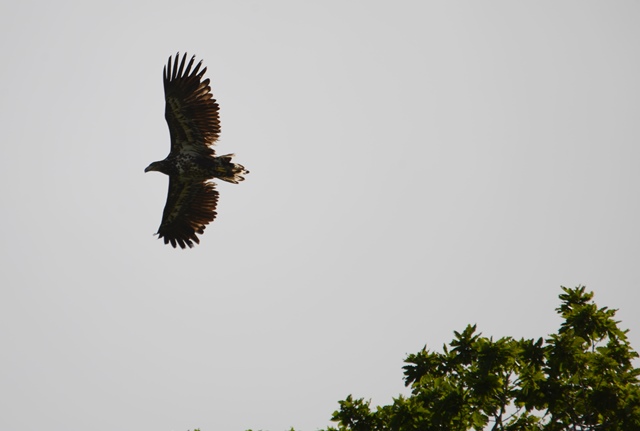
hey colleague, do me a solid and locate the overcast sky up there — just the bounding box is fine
[1,1,639,430]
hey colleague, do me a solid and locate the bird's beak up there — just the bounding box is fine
[144,165,153,173]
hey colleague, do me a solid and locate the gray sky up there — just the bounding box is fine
[1,1,639,430]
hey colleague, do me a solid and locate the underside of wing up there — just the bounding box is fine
[164,52,220,155]
[157,177,219,249]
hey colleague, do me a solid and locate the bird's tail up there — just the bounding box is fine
[215,154,249,184]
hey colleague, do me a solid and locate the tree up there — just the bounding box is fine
[322,286,640,431]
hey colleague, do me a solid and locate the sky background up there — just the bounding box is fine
[1,1,639,430]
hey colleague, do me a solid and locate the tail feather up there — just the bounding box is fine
[215,153,249,184]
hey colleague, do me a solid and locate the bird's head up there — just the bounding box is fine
[145,161,163,173]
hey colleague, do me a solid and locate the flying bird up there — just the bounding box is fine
[145,53,248,248]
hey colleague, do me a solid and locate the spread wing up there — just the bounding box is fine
[156,178,219,249]
[164,52,220,156]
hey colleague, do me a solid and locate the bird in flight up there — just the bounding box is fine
[145,53,248,248]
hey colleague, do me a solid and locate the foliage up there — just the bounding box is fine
[320,286,640,431]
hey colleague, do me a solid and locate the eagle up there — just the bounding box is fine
[145,53,248,248]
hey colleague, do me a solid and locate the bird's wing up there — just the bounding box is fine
[164,52,220,156]
[156,177,219,249]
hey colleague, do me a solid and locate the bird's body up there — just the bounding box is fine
[145,53,248,249]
